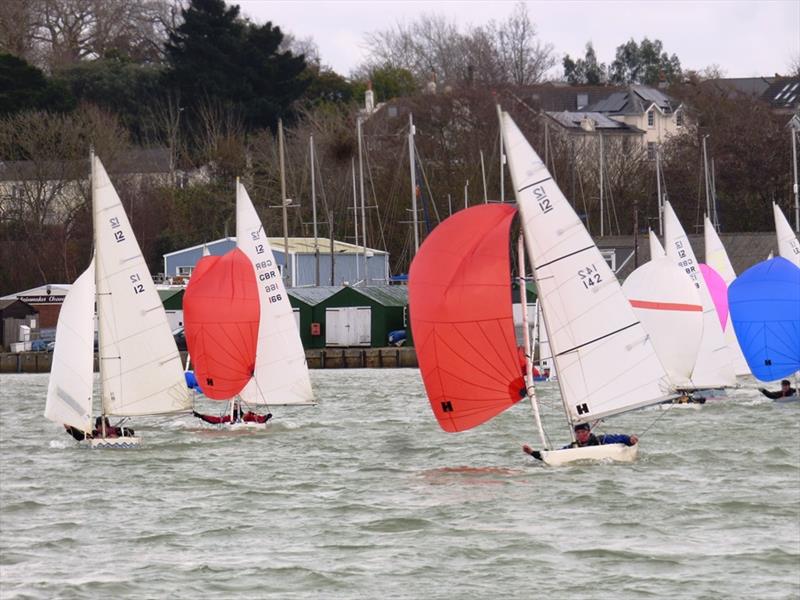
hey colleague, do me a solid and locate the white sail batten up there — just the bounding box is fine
[704,217,750,376]
[663,202,735,388]
[44,260,96,432]
[236,182,315,406]
[502,113,672,424]
[649,230,666,259]
[622,258,703,388]
[92,155,190,416]
[773,202,800,267]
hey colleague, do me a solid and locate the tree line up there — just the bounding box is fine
[0,0,797,294]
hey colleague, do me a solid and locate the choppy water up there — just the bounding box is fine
[1,370,798,599]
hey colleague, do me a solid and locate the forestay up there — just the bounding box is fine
[236,182,315,406]
[773,202,800,267]
[93,155,191,416]
[502,112,672,424]
[663,202,735,389]
[622,257,703,389]
[44,260,96,433]
[704,217,750,375]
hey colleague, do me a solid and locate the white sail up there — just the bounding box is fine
[773,202,800,267]
[704,217,750,376]
[236,182,315,406]
[649,230,665,259]
[663,202,735,388]
[622,258,703,388]
[502,112,672,423]
[44,260,96,432]
[92,155,191,416]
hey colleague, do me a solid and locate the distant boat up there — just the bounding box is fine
[662,202,736,389]
[703,217,750,376]
[184,181,315,427]
[44,154,191,448]
[410,113,674,466]
[728,256,800,382]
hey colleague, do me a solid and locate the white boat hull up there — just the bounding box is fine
[540,443,638,466]
[228,421,269,431]
[88,436,141,449]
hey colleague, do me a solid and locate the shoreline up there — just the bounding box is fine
[0,347,418,374]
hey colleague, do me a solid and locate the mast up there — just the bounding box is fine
[357,116,368,285]
[496,104,505,203]
[408,114,419,253]
[599,131,604,237]
[310,135,319,286]
[702,134,711,224]
[792,122,799,232]
[90,148,104,432]
[711,157,719,230]
[278,118,290,287]
[480,150,488,203]
[518,234,547,448]
[351,158,359,282]
[656,146,663,236]
[464,180,469,209]
[329,210,335,286]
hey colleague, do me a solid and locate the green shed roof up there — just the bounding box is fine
[344,285,408,306]
[288,286,344,306]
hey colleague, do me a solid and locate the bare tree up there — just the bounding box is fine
[359,5,553,88]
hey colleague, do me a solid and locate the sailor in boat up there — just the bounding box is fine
[192,399,272,425]
[758,380,797,401]
[522,424,639,460]
[63,416,135,442]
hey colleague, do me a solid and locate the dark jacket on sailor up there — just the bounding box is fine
[759,387,797,400]
[563,433,636,449]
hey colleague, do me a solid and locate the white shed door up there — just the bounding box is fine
[325,306,371,346]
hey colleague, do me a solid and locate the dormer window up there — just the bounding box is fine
[675,109,684,127]
[647,109,655,128]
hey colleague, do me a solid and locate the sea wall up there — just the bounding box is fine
[0,347,418,374]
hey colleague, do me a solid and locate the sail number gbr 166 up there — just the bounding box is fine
[256,259,283,304]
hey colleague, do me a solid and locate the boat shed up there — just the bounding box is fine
[317,285,410,348]
[288,286,343,349]
[163,237,390,287]
[1,284,69,328]
[157,287,185,331]
[0,299,38,350]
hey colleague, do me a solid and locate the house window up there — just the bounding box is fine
[675,110,684,127]
[177,266,194,276]
[647,110,655,128]
[577,93,589,110]
[647,142,657,161]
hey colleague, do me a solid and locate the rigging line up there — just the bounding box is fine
[363,135,390,253]
[534,245,594,270]
[636,400,674,439]
[555,321,639,357]
[413,141,442,224]
[518,177,552,193]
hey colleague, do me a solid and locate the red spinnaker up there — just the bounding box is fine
[183,249,260,400]
[409,204,524,432]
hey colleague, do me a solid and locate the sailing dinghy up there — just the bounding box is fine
[44,154,191,448]
[184,181,315,428]
[410,113,674,466]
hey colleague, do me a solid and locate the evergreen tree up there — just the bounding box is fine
[562,43,606,85]
[0,54,74,115]
[164,0,308,131]
[610,38,681,85]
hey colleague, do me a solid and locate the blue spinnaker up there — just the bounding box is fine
[728,257,800,381]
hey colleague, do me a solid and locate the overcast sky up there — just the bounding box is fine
[238,0,799,79]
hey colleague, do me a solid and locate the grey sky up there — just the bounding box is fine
[238,0,799,79]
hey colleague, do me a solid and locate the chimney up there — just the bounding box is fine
[365,80,375,113]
